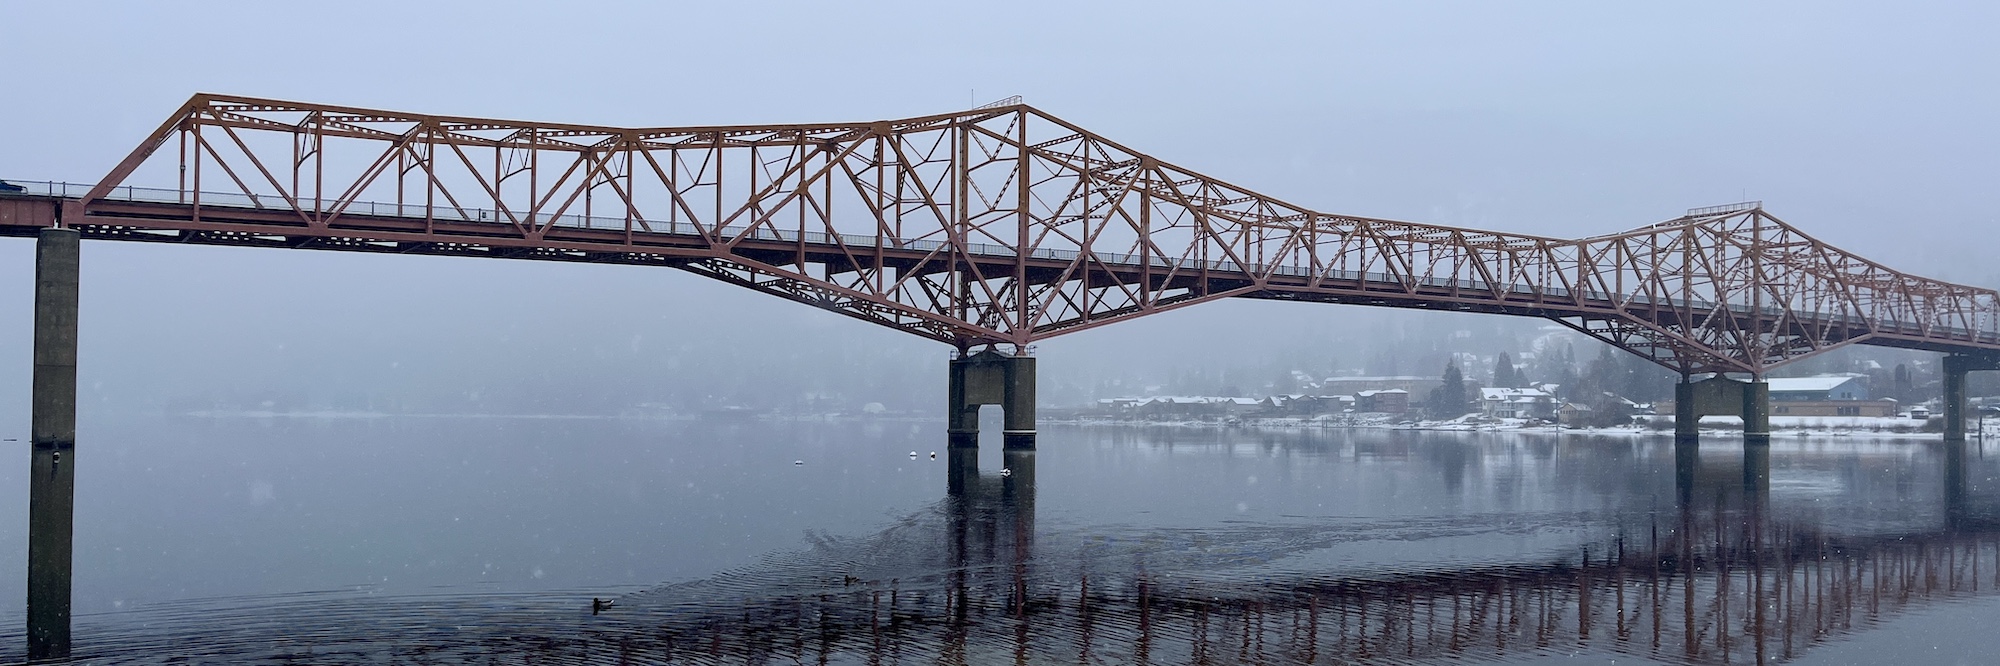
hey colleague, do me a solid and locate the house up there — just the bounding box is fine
[1095,397,1145,413]
[1355,389,1409,413]
[1134,397,1217,419]
[1265,394,1349,416]
[1320,376,1444,397]
[1219,397,1264,415]
[1480,387,1554,419]
[1129,396,1265,419]
[1558,402,1595,427]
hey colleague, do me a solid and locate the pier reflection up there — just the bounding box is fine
[597,440,2000,665]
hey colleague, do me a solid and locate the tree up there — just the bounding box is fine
[1894,363,1913,403]
[1429,361,1470,420]
[1573,345,1619,399]
[1493,352,1519,388]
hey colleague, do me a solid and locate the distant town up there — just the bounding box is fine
[1052,323,1978,435]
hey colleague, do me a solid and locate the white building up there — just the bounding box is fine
[1480,387,1554,419]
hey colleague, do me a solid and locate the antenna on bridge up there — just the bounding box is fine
[1685,201,1762,217]
[974,95,1023,110]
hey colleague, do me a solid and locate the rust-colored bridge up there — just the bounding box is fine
[4,94,1998,373]
[5,93,2000,658]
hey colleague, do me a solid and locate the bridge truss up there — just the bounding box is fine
[10,93,1998,375]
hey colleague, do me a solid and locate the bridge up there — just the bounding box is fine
[7,93,2000,659]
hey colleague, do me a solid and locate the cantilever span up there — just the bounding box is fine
[2,93,1996,376]
[5,93,2000,661]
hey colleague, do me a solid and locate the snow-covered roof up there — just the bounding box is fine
[1480,387,1550,401]
[1323,376,1435,382]
[1768,376,1860,393]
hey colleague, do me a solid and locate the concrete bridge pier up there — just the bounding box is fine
[1672,435,1771,505]
[1945,439,1970,530]
[1942,354,2000,442]
[946,349,1035,449]
[1672,375,1770,447]
[28,227,79,662]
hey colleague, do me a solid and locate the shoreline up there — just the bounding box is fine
[1047,415,1971,441]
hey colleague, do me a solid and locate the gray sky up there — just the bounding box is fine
[2,1,1996,419]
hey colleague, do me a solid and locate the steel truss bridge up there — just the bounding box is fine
[4,93,1998,375]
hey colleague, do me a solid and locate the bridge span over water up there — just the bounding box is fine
[8,94,2000,446]
[7,94,2000,659]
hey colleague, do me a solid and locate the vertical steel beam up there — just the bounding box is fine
[28,227,79,662]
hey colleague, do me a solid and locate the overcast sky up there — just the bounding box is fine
[2,1,1996,420]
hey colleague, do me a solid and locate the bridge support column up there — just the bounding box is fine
[1742,438,1770,495]
[1946,440,1969,530]
[1942,355,2000,442]
[28,227,78,663]
[1670,375,1769,446]
[1674,381,1699,444]
[947,350,1036,449]
[1742,380,1770,445]
[1673,440,1698,505]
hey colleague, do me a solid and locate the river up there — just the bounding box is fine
[0,415,1993,664]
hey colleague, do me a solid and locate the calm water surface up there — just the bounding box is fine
[1,416,1996,664]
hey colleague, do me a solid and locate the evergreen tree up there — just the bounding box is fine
[1894,363,1913,403]
[1429,361,1469,419]
[1493,352,1519,388]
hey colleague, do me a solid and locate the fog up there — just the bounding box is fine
[3,1,1997,424]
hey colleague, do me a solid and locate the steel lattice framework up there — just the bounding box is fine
[6,93,1997,374]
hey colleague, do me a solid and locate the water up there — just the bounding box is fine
[1,416,1997,664]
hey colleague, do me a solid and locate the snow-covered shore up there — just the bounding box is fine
[1054,413,1977,440]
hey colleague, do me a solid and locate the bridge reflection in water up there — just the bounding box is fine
[590,441,2000,665]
